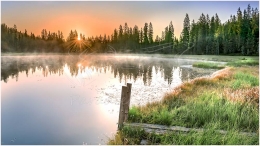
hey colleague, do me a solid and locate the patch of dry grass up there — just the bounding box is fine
[164,66,259,106]
[223,87,259,106]
[210,67,233,81]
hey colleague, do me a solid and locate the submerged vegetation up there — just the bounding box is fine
[108,59,259,144]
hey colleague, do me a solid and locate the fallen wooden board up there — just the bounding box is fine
[124,123,257,137]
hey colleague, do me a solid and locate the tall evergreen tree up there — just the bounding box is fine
[197,13,207,54]
[189,19,198,54]
[133,25,139,44]
[113,29,118,43]
[164,26,169,42]
[168,22,174,41]
[140,27,143,44]
[143,23,149,46]
[148,22,153,44]
[168,21,174,53]
[119,25,123,41]
[181,14,190,52]
[123,22,129,40]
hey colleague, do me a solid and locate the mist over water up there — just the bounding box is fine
[1,54,218,145]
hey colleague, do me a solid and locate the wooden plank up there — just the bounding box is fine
[124,123,257,137]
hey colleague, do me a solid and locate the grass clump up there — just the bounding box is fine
[193,62,225,69]
[108,126,146,145]
[227,58,259,67]
[128,106,142,122]
[231,72,259,89]
[128,105,174,126]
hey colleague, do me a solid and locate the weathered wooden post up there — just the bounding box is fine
[118,83,132,130]
[118,86,127,130]
[124,83,132,122]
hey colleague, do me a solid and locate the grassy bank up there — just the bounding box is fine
[108,58,259,145]
[192,57,258,69]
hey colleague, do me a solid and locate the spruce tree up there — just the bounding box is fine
[181,14,190,51]
[143,23,149,46]
[148,22,153,44]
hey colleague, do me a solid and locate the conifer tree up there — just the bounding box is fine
[148,22,153,44]
[181,14,190,51]
[143,23,149,46]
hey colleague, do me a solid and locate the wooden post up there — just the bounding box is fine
[124,83,132,122]
[118,83,132,130]
[118,86,127,130]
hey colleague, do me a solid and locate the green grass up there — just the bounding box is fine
[107,126,146,145]
[227,58,259,67]
[129,105,174,126]
[193,62,225,69]
[128,93,259,132]
[231,72,259,89]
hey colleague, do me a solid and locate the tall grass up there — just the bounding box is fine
[231,72,259,89]
[128,93,259,132]
[171,93,258,132]
[128,105,174,126]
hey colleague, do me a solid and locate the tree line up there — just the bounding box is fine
[1,4,258,55]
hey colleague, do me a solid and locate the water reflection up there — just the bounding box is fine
[1,55,215,85]
[1,54,217,145]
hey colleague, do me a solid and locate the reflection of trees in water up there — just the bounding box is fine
[1,56,67,82]
[1,55,215,84]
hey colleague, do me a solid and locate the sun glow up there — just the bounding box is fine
[78,36,81,41]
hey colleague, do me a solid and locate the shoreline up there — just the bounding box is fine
[108,64,259,145]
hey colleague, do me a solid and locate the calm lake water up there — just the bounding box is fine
[1,54,220,145]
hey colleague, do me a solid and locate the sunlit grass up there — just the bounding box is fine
[231,72,259,89]
[193,62,225,69]
[128,92,259,132]
[227,58,259,67]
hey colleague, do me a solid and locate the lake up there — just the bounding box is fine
[1,54,220,145]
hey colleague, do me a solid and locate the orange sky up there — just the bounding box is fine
[1,1,258,40]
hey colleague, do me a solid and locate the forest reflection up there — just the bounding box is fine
[1,55,214,84]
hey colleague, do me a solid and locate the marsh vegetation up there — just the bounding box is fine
[108,57,259,145]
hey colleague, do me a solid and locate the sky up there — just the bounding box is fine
[1,1,259,40]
